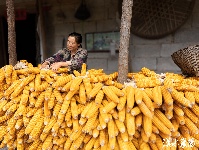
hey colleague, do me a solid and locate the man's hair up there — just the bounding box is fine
[69,32,82,44]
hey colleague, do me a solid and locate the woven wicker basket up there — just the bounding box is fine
[171,45,199,77]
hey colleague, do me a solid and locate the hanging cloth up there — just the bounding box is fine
[75,0,90,20]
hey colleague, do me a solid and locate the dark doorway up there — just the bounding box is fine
[3,13,37,66]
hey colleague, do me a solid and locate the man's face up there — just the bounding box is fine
[67,36,80,51]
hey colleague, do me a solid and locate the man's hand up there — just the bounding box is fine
[50,62,62,71]
[40,62,50,69]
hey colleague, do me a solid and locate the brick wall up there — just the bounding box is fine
[43,0,199,74]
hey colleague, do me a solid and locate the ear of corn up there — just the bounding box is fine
[125,86,135,112]
[2,64,199,150]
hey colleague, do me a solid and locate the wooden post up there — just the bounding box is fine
[6,0,17,66]
[118,0,133,83]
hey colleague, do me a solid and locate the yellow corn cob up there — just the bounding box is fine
[141,89,154,111]
[35,91,45,108]
[29,96,36,107]
[71,132,85,149]
[6,103,18,115]
[134,88,143,104]
[98,113,106,129]
[95,90,104,105]
[64,108,71,123]
[3,101,14,112]
[78,83,86,104]
[72,118,79,132]
[99,129,106,146]
[42,134,53,150]
[64,89,77,101]
[117,89,126,111]
[102,101,117,114]
[79,117,87,126]
[43,117,56,133]
[135,113,142,128]
[58,128,66,136]
[109,86,124,97]
[52,74,72,88]
[151,125,159,134]
[140,128,149,142]
[47,92,55,110]
[73,70,81,77]
[84,137,97,150]
[51,121,60,136]
[183,107,198,124]
[119,128,128,142]
[0,100,7,111]
[85,103,100,119]
[4,80,21,98]
[118,107,126,122]
[93,128,100,138]
[152,86,162,107]
[102,86,120,103]
[184,115,199,134]
[173,103,184,116]
[43,74,54,85]
[149,132,157,143]
[5,65,13,77]
[117,133,129,150]
[161,86,174,106]
[192,103,199,117]
[60,80,72,92]
[168,87,192,108]
[99,107,109,123]
[13,74,35,95]
[60,98,70,115]
[83,112,98,133]
[87,82,103,100]
[25,108,43,134]
[81,102,93,118]
[114,119,126,133]
[80,63,87,76]
[126,86,135,112]
[143,115,152,138]
[70,125,83,141]
[107,116,115,138]
[53,102,62,117]
[0,68,5,82]
[36,81,49,92]
[114,81,124,89]
[43,100,51,118]
[70,97,78,119]
[29,116,44,140]
[93,136,100,148]
[70,76,82,91]
[113,121,119,137]
[14,118,23,130]
[131,106,141,116]
[63,137,72,149]
[155,134,164,149]
[28,139,41,150]
[104,79,114,86]
[154,109,175,132]
[83,78,92,97]
[152,115,171,136]
[138,101,153,119]
[109,135,116,149]
[77,103,86,115]
[174,113,185,125]
[44,87,53,101]
[179,125,191,140]
[185,91,195,106]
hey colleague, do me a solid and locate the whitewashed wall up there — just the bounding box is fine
[43,0,199,74]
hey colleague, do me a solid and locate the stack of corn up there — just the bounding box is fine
[0,60,199,150]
